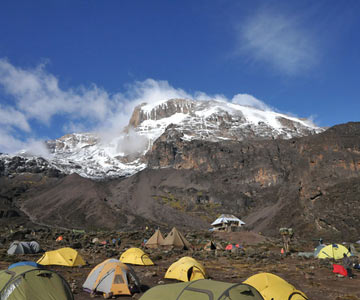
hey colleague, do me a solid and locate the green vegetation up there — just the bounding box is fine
[153,193,186,211]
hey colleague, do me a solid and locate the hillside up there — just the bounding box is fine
[1,122,359,240]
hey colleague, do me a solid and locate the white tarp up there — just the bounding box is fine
[211,214,245,226]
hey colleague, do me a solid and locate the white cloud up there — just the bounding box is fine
[62,121,88,134]
[116,128,149,156]
[0,59,116,124]
[237,10,318,75]
[22,139,51,158]
[0,128,49,157]
[0,105,30,132]
[0,128,25,154]
[0,59,278,155]
[231,94,270,111]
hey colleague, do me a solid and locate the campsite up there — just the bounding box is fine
[2,1,360,299]
[0,225,359,300]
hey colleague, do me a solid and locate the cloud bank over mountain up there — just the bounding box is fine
[0,59,302,154]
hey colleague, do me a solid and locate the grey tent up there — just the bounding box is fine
[7,241,41,255]
[313,244,326,257]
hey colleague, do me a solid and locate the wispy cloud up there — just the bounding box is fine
[236,9,318,75]
[232,93,271,111]
[0,127,49,157]
[0,104,30,132]
[0,59,116,125]
[0,59,275,155]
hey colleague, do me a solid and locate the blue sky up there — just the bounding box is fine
[0,0,359,153]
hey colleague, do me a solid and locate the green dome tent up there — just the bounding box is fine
[139,279,264,300]
[0,265,73,300]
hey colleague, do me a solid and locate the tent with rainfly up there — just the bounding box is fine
[315,244,351,260]
[165,257,206,282]
[145,229,164,248]
[162,227,192,250]
[0,265,73,300]
[243,273,308,300]
[83,259,141,297]
[139,279,264,300]
[120,248,154,266]
[37,247,86,267]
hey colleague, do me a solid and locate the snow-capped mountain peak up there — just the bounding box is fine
[130,98,321,143]
[4,98,323,179]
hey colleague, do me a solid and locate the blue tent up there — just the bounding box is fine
[8,261,42,269]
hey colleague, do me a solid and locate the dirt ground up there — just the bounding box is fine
[1,229,359,300]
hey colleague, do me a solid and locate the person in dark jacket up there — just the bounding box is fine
[342,254,354,278]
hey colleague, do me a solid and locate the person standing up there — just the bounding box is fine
[342,254,354,278]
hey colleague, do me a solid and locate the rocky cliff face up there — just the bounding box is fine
[0,154,62,178]
[142,122,360,239]
[128,99,196,127]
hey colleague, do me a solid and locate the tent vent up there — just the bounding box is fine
[113,275,124,284]
[37,273,52,278]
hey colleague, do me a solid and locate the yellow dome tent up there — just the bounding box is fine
[83,259,141,297]
[315,244,350,260]
[165,257,206,282]
[244,273,308,300]
[37,247,86,267]
[120,248,154,266]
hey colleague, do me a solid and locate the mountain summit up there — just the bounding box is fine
[129,98,320,142]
